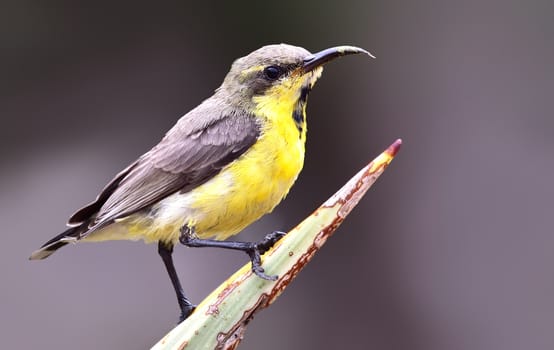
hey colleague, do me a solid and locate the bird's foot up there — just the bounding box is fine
[178,302,197,323]
[178,226,287,281]
[246,231,286,281]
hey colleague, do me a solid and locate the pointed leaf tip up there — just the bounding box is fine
[368,139,401,173]
[388,139,402,157]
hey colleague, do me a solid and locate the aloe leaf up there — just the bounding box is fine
[152,139,402,350]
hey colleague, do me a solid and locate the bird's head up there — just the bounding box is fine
[217,44,373,115]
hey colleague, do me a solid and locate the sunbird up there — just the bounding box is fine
[30,44,372,321]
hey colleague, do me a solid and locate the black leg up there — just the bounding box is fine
[179,226,286,281]
[158,242,196,322]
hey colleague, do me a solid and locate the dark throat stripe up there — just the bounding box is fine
[292,86,310,136]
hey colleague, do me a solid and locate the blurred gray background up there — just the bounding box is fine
[2,0,553,349]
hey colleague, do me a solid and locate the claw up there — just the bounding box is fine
[247,247,278,281]
[252,267,278,281]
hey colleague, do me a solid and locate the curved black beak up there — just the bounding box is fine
[302,45,374,73]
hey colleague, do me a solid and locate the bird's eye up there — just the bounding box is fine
[263,66,283,80]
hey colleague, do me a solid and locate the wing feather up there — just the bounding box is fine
[69,111,260,232]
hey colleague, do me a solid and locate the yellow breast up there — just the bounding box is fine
[187,90,306,240]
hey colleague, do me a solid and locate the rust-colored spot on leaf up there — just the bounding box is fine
[207,273,250,316]
[215,294,269,349]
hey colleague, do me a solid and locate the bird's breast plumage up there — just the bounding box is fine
[184,96,307,240]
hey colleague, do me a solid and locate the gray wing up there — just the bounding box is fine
[68,112,260,230]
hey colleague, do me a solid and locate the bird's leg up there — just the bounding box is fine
[157,242,196,322]
[179,225,286,281]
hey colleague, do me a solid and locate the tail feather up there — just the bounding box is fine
[29,226,84,260]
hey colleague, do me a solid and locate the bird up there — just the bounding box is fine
[30,43,372,322]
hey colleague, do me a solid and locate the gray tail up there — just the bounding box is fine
[29,225,85,260]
